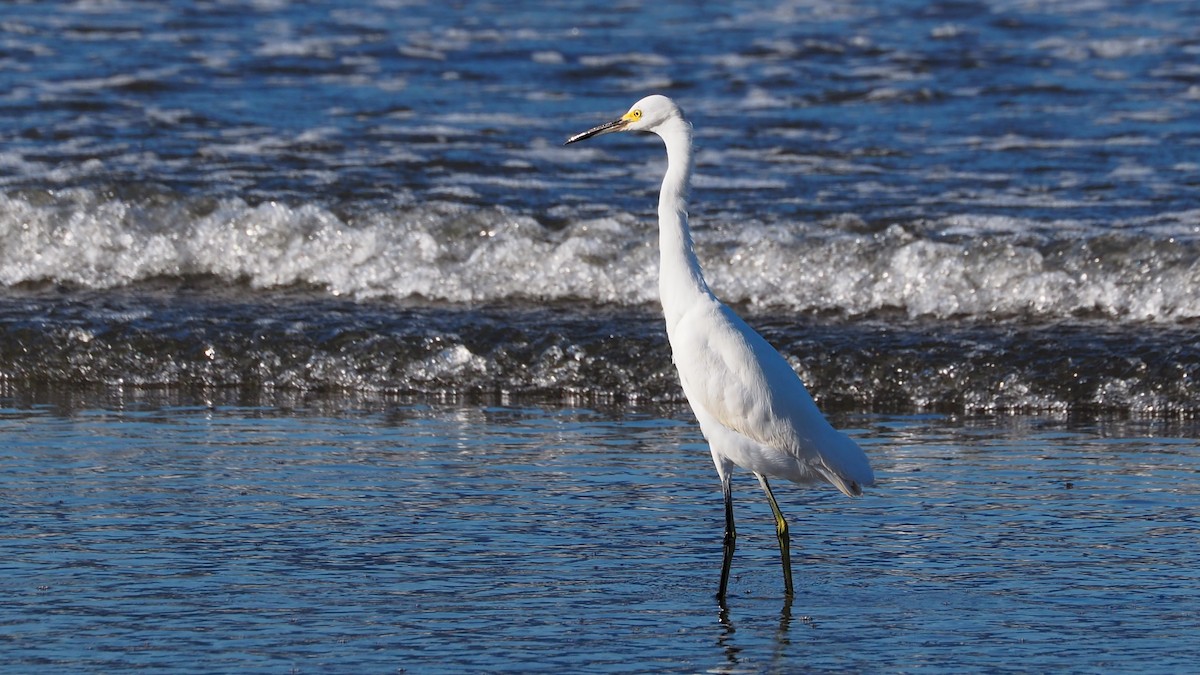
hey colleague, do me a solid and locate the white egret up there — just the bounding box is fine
[565,95,873,601]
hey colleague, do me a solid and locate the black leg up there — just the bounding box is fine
[717,474,736,602]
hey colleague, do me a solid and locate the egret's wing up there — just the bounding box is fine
[671,299,873,494]
[671,300,821,452]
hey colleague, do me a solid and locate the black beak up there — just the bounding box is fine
[564,117,628,145]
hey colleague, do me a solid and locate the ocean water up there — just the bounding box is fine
[1,0,1198,413]
[3,402,1199,672]
[2,0,1200,670]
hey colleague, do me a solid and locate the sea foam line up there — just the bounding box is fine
[1,190,1196,322]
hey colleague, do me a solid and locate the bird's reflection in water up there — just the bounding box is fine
[715,595,796,668]
[716,599,740,666]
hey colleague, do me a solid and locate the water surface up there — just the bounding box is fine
[3,401,1198,672]
[2,1,1199,669]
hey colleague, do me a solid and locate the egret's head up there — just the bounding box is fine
[565,94,682,145]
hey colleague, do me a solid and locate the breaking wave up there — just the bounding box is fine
[3,190,1198,322]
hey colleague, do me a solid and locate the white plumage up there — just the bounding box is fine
[567,95,873,600]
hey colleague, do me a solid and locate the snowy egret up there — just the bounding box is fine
[566,95,874,600]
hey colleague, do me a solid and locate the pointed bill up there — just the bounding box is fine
[564,117,628,145]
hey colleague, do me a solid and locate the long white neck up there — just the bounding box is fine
[655,115,712,334]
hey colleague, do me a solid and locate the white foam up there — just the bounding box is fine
[254,35,365,59]
[42,66,182,93]
[578,53,671,69]
[1,191,1197,322]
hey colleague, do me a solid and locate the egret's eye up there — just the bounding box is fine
[630,109,642,120]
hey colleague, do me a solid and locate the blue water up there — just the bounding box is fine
[2,0,1198,316]
[4,0,1198,221]
[3,1,1200,670]
[3,402,1199,672]
[1,0,1198,414]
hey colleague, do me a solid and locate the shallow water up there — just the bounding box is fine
[3,286,1196,415]
[3,399,1198,672]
